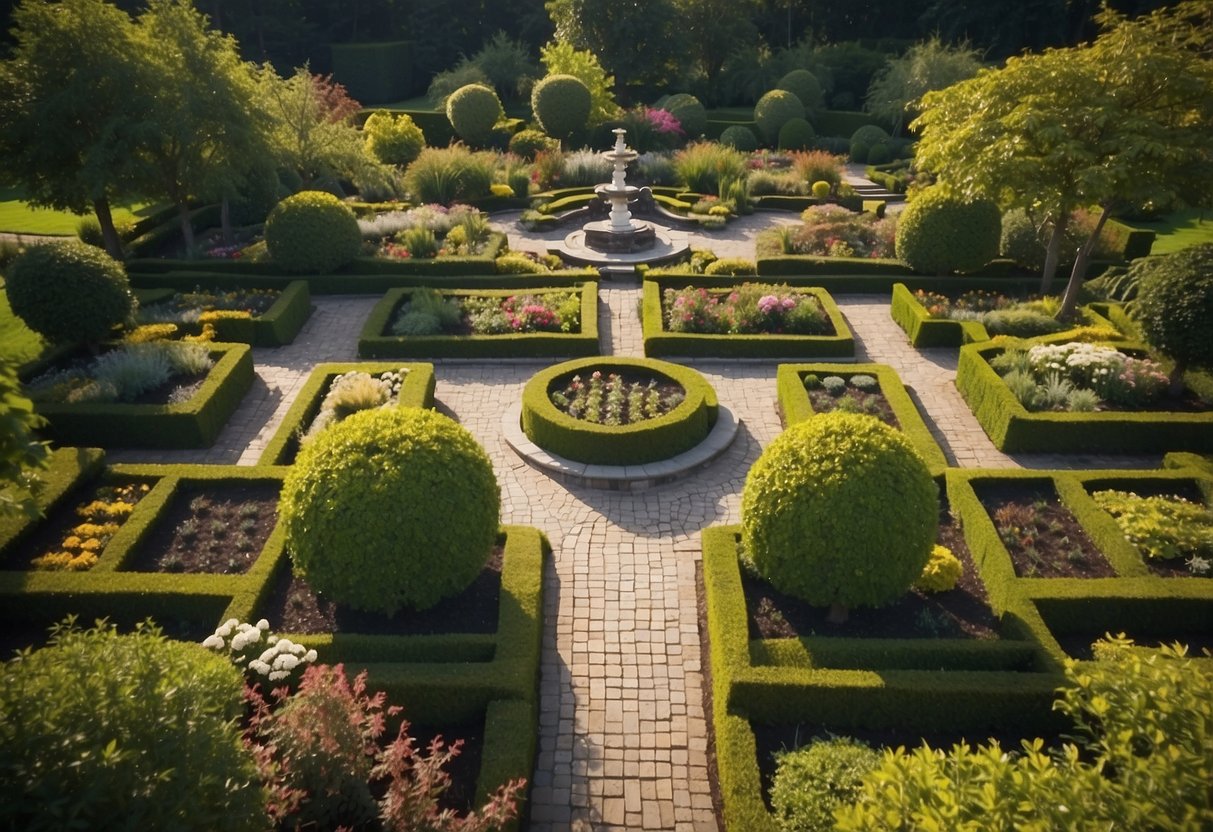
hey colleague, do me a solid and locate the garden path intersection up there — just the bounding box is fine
[106,213,1158,832]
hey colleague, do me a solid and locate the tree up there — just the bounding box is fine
[675,0,760,94]
[913,1,1213,315]
[0,0,148,259]
[545,0,685,96]
[864,37,982,136]
[1134,244,1213,396]
[538,40,620,125]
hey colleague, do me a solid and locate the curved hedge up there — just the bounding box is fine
[520,356,718,465]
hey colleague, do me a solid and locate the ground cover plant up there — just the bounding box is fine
[1091,489,1213,577]
[13,480,150,571]
[137,287,279,325]
[800,373,898,428]
[663,283,830,335]
[391,287,581,336]
[548,369,686,426]
[756,204,895,259]
[24,341,215,405]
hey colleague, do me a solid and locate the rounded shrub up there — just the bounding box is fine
[771,737,881,832]
[6,240,135,347]
[531,74,592,142]
[865,140,895,165]
[718,125,758,151]
[0,620,265,831]
[264,190,361,274]
[703,257,756,276]
[914,544,964,593]
[1135,243,1213,391]
[363,110,426,166]
[661,93,707,138]
[754,89,806,146]
[777,117,816,151]
[777,69,825,117]
[509,128,558,160]
[895,188,1001,275]
[445,83,503,147]
[280,407,500,614]
[848,124,890,163]
[1000,207,1048,270]
[811,180,832,200]
[740,412,937,619]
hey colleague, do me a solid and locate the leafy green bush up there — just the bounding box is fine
[848,124,891,163]
[914,544,963,592]
[0,620,265,831]
[445,83,503,147]
[778,117,816,150]
[719,125,758,151]
[0,356,47,520]
[495,252,548,274]
[673,142,748,194]
[811,180,831,199]
[280,407,499,614]
[754,89,806,146]
[1134,243,1213,394]
[5,240,135,347]
[509,128,558,160]
[740,412,937,621]
[531,74,592,143]
[777,69,825,118]
[539,41,619,126]
[363,110,426,166]
[702,258,756,276]
[894,188,1001,275]
[999,207,1048,270]
[426,62,490,107]
[1091,489,1213,565]
[981,308,1066,337]
[661,92,707,138]
[264,191,361,274]
[403,146,494,205]
[771,737,880,832]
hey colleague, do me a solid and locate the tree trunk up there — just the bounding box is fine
[177,202,195,255]
[92,197,124,261]
[1058,204,1111,322]
[826,602,849,625]
[220,197,233,246]
[1040,210,1068,295]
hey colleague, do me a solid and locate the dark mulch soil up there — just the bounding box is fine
[0,616,214,659]
[1055,631,1213,661]
[1142,558,1211,578]
[807,388,901,429]
[262,547,503,636]
[743,501,1000,640]
[978,483,1114,579]
[126,483,280,574]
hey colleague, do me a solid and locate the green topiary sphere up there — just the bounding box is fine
[508,128,558,160]
[777,117,816,150]
[0,621,265,831]
[661,93,707,138]
[363,110,426,166]
[776,69,825,117]
[264,190,362,274]
[754,89,806,146]
[719,125,759,151]
[848,124,891,163]
[281,407,500,614]
[5,240,135,347]
[1135,243,1213,391]
[445,83,504,147]
[811,180,832,199]
[741,412,937,619]
[895,188,1001,275]
[531,74,592,142]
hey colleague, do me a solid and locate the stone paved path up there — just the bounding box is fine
[105,213,1159,831]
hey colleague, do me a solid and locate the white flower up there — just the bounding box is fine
[268,670,289,682]
[259,647,277,664]
[216,624,232,638]
[303,650,318,663]
[248,659,271,676]
[202,635,225,650]
[274,654,300,671]
[256,619,270,630]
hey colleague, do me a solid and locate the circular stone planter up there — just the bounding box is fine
[520,357,718,466]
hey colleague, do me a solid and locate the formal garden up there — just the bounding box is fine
[1,0,1212,829]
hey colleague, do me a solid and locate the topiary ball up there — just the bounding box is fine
[776,69,825,117]
[445,83,503,147]
[531,74,592,142]
[264,191,361,274]
[754,89,805,146]
[811,180,832,200]
[777,117,816,150]
[280,407,500,614]
[661,93,707,138]
[848,124,891,163]
[703,257,756,276]
[1135,243,1213,386]
[363,110,426,166]
[5,240,135,347]
[895,188,1001,275]
[718,125,758,152]
[741,412,937,617]
[914,544,964,593]
[509,128,558,160]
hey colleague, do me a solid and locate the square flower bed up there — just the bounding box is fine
[134,280,311,346]
[358,283,599,358]
[641,279,853,358]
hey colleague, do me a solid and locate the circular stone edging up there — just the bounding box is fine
[502,401,740,491]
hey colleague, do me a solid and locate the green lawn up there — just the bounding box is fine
[0,187,161,235]
[0,281,46,366]
[1124,208,1213,255]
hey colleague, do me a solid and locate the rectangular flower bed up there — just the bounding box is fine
[641,280,853,358]
[256,362,436,465]
[776,363,947,474]
[956,339,1213,453]
[135,280,312,346]
[31,342,254,448]
[358,283,599,358]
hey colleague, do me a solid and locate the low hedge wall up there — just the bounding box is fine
[33,342,254,449]
[956,340,1213,454]
[519,356,718,465]
[775,363,947,474]
[358,283,599,359]
[641,280,853,359]
[128,268,595,295]
[136,280,312,347]
[256,362,436,465]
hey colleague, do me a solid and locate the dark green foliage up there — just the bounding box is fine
[329,41,413,105]
[508,128,558,160]
[895,189,1001,274]
[402,146,494,205]
[776,69,825,117]
[281,407,500,614]
[1134,244,1213,385]
[848,124,891,163]
[771,737,881,832]
[445,83,503,147]
[865,140,895,165]
[718,125,758,151]
[982,309,1066,337]
[0,357,48,521]
[531,74,592,142]
[264,191,361,274]
[1000,207,1049,270]
[363,111,426,167]
[777,117,816,150]
[740,412,937,612]
[661,93,708,138]
[0,620,265,831]
[754,89,806,145]
[6,240,135,347]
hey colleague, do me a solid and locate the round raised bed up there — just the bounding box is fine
[520,357,718,465]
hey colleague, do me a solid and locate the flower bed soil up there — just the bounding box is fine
[806,389,900,429]
[126,483,280,574]
[977,484,1113,579]
[548,371,686,425]
[263,547,503,635]
[743,502,999,640]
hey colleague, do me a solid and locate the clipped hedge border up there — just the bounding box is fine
[775,363,948,474]
[0,446,107,555]
[755,257,1118,283]
[128,268,595,295]
[641,280,853,359]
[956,340,1213,454]
[358,283,599,359]
[136,280,312,347]
[256,361,436,465]
[520,356,718,465]
[33,342,254,449]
